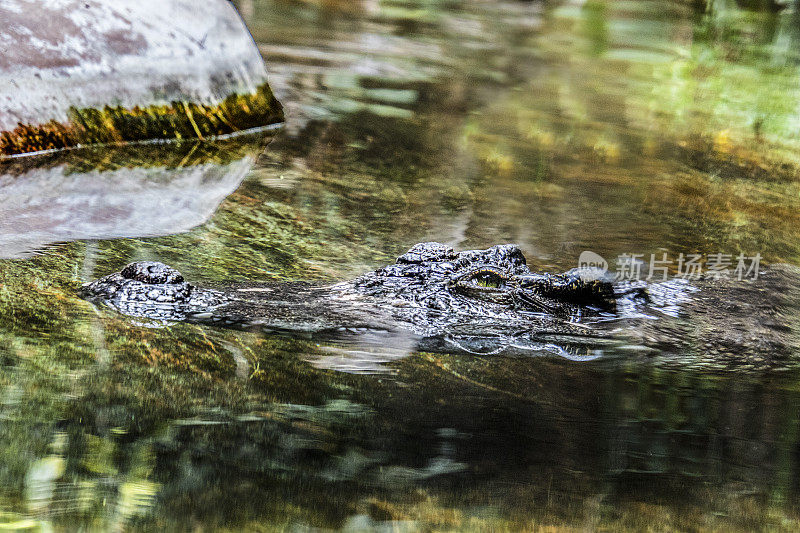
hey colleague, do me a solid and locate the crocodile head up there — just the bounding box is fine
[346,242,617,322]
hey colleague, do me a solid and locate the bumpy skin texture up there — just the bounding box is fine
[119,262,184,284]
[82,244,618,323]
[81,242,800,364]
[81,243,622,357]
[342,242,618,335]
[83,260,229,322]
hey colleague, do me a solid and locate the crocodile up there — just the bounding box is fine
[82,242,800,365]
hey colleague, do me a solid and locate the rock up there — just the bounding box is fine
[0,0,283,157]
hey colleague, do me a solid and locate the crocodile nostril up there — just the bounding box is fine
[120,261,184,284]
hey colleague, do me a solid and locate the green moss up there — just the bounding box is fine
[0,83,283,158]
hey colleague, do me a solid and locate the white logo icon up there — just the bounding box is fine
[578,250,608,271]
[578,251,609,280]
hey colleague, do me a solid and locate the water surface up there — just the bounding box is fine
[2,0,800,530]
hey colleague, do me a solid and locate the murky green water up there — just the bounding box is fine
[2,0,800,530]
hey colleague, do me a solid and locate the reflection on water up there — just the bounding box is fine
[2,0,800,530]
[0,135,271,259]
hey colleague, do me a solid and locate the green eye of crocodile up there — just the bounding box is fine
[471,272,505,289]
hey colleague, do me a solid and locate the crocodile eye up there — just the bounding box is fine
[468,270,506,289]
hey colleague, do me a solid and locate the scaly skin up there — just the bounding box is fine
[81,243,800,365]
[82,243,627,359]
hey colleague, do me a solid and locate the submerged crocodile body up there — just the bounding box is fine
[82,242,800,365]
